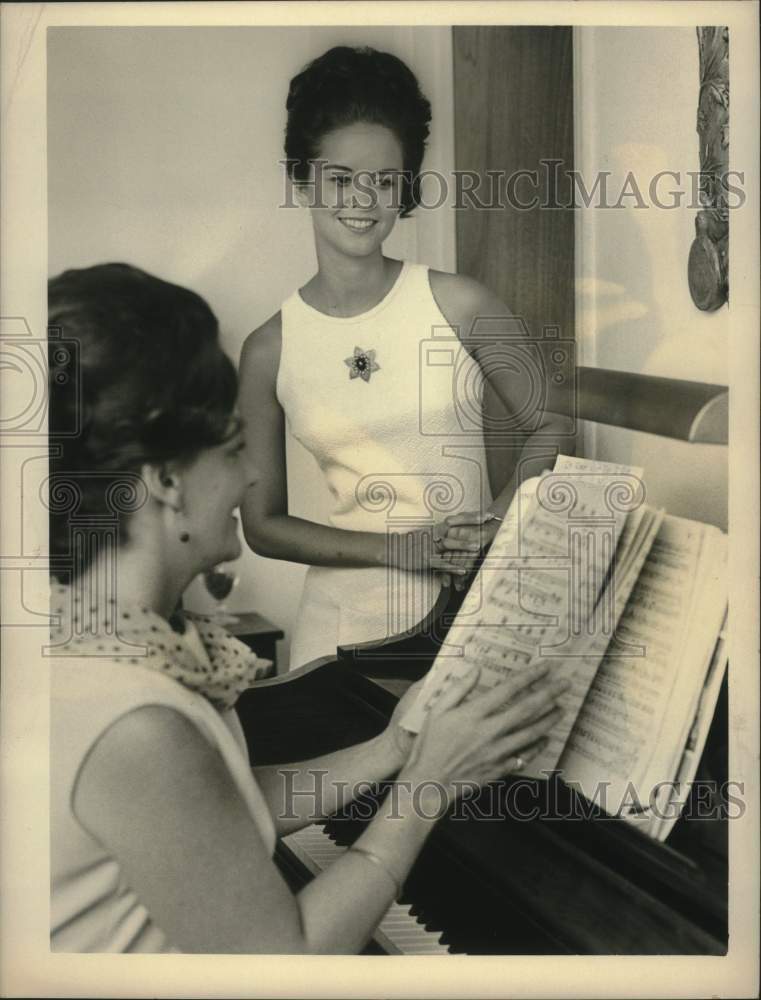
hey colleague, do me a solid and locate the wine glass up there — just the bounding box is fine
[202,564,240,626]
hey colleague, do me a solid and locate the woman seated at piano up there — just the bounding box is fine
[240,45,569,668]
[49,263,568,953]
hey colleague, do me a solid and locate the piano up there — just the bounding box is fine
[235,369,729,955]
[235,585,728,956]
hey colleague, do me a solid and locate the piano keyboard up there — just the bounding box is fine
[281,824,454,955]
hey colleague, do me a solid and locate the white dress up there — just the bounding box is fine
[277,260,491,668]
[50,621,276,953]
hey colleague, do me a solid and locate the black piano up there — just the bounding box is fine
[236,370,729,955]
[235,585,728,956]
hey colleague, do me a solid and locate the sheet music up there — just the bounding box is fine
[649,610,728,840]
[520,505,663,778]
[643,525,728,835]
[558,516,722,817]
[401,457,653,773]
[400,478,558,731]
[401,453,727,841]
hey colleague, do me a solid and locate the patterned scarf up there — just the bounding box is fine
[50,582,272,710]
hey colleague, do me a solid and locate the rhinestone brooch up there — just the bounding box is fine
[344,346,381,383]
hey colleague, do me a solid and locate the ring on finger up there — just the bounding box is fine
[513,755,526,771]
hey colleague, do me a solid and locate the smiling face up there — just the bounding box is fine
[178,422,256,571]
[300,122,405,259]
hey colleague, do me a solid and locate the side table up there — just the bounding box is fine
[228,611,284,676]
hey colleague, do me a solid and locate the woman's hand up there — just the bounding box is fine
[435,511,502,591]
[399,662,568,812]
[384,527,472,579]
[379,679,425,771]
[382,513,500,595]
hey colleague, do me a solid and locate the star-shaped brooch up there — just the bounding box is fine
[344,346,381,383]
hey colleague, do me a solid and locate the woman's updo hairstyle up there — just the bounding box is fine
[48,263,238,577]
[285,46,432,217]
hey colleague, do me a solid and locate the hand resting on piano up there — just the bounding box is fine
[72,645,567,954]
[240,663,568,953]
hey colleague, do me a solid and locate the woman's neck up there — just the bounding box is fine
[82,544,190,621]
[305,248,401,317]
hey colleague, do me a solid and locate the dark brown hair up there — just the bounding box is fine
[48,263,238,576]
[285,46,432,217]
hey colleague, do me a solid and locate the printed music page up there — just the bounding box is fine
[520,504,663,778]
[558,516,727,822]
[400,475,554,733]
[641,524,728,833]
[651,610,728,840]
[401,457,653,776]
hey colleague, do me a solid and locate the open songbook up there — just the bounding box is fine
[402,456,728,841]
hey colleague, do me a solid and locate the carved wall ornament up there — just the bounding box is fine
[688,26,729,311]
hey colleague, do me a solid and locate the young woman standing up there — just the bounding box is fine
[240,46,568,668]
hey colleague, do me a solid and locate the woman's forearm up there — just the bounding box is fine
[244,512,462,578]
[244,512,387,568]
[295,781,437,953]
[254,731,404,836]
[488,419,573,518]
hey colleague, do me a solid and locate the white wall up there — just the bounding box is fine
[575,27,728,530]
[48,26,456,666]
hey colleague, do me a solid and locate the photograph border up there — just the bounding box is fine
[1,2,758,997]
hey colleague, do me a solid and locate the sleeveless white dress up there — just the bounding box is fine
[50,625,276,952]
[277,260,491,668]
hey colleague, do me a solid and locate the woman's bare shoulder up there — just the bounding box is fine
[428,270,509,330]
[73,705,222,824]
[240,311,282,380]
[80,705,217,778]
[71,703,290,954]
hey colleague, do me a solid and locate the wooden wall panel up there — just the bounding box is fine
[453,26,575,340]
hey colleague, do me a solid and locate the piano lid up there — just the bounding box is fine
[576,367,728,444]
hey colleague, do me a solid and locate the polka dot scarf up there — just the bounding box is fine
[50,583,272,710]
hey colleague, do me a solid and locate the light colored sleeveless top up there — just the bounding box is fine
[50,628,276,953]
[277,260,491,666]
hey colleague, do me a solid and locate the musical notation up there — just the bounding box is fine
[558,517,719,807]
[402,458,656,747]
[402,457,727,839]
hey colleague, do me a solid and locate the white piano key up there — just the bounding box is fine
[282,824,454,955]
